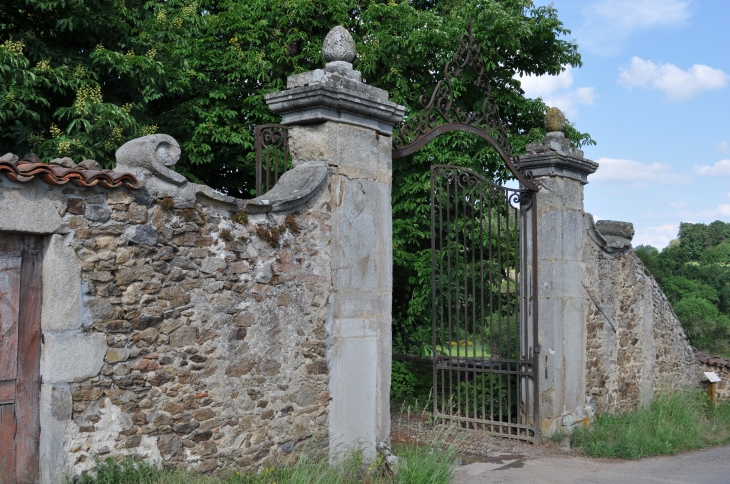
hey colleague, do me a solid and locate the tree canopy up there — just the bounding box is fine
[2,0,590,187]
[2,1,596,371]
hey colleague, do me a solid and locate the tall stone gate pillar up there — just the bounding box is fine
[520,109,598,437]
[264,27,405,459]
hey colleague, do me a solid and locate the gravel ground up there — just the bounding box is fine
[389,411,575,460]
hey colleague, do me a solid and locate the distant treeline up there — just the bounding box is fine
[636,221,730,357]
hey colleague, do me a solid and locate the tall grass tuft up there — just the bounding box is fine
[572,390,730,459]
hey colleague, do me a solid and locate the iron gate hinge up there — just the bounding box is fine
[534,344,541,354]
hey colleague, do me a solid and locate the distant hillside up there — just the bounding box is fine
[636,221,730,357]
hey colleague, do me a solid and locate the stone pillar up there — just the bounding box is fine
[519,109,598,437]
[264,26,405,459]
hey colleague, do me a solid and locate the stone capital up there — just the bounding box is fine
[264,64,405,135]
[519,132,599,184]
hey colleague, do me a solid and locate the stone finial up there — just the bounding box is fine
[322,26,355,63]
[545,107,566,133]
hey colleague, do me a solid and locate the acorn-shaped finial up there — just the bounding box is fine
[322,26,355,63]
[544,107,566,133]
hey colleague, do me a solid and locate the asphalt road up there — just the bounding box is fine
[453,445,730,484]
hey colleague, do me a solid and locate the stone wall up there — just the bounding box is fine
[1,160,336,481]
[2,25,401,482]
[582,214,703,415]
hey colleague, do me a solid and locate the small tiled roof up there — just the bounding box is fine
[697,351,730,369]
[0,154,143,189]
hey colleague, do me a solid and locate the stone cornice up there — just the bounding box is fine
[264,68,405,135]
[520,152,599,184]
[518,131,599,184]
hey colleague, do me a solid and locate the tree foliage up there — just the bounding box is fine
[2,1,596,363]
[636,221,730,356]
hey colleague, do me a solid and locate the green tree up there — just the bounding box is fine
[661,276,719,306]
[638,222,730,357]
[3,1,595,367]
[674,297,730,354]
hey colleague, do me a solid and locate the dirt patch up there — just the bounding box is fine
[390,411,578,461]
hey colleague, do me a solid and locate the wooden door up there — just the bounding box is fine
[0,234,42,484]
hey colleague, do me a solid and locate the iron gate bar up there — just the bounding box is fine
[430,164,538,443]
[254,124,290,197]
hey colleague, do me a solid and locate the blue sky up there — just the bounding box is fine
[519,0,730,248]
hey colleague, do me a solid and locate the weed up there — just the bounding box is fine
[232,211,248,225]
[219,229,233,242]
[181,208,197,221]
[572,389,730,459]
[74,439,456,483]
[549,429,566,444]
[255,226,281,248]
[284,215,301,234]
[253,215,301,248]
[159,197,175,210]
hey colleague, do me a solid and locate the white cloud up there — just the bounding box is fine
[694,160,730,177]
[589,157,689,187]
[680,204,730,220]
[716,141,730,153]
[516,66,596,117]
[669,202,686,209]
[577,0,692,56]
[633,223,679,249]
[618,57,729,102]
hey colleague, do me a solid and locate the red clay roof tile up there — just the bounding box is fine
[0,156,143,189]
[697,351,730,368]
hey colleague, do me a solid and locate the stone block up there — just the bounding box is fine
[39,383,73,484]
[85,298,115,323]
[125,224,159,246]
[42,235,82,331]
[537,209,563,261]
[535,177,584,211]
[85,205,111,223]
[331,292,391,319]
[562,296,587,410]
[170,326,197,347]
[201,256,227,274]
[329,334,377,460]
[331,178,377,292]
[41,332,107,383]
[0,186,64,233]
[562,209,584,261]
[105,348,130,363]
[128,203,148,224]
[289,123,392,176]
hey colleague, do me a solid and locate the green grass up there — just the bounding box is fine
[436,343,489,358]
[571,390,730,459]
[74,440,456,484]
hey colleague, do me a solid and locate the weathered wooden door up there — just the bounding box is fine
[0,234,42,484]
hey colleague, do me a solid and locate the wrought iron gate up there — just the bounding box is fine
[430,166,538,442]
[392,24,540,442]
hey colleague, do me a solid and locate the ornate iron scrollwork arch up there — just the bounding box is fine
[392,24,537,191]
